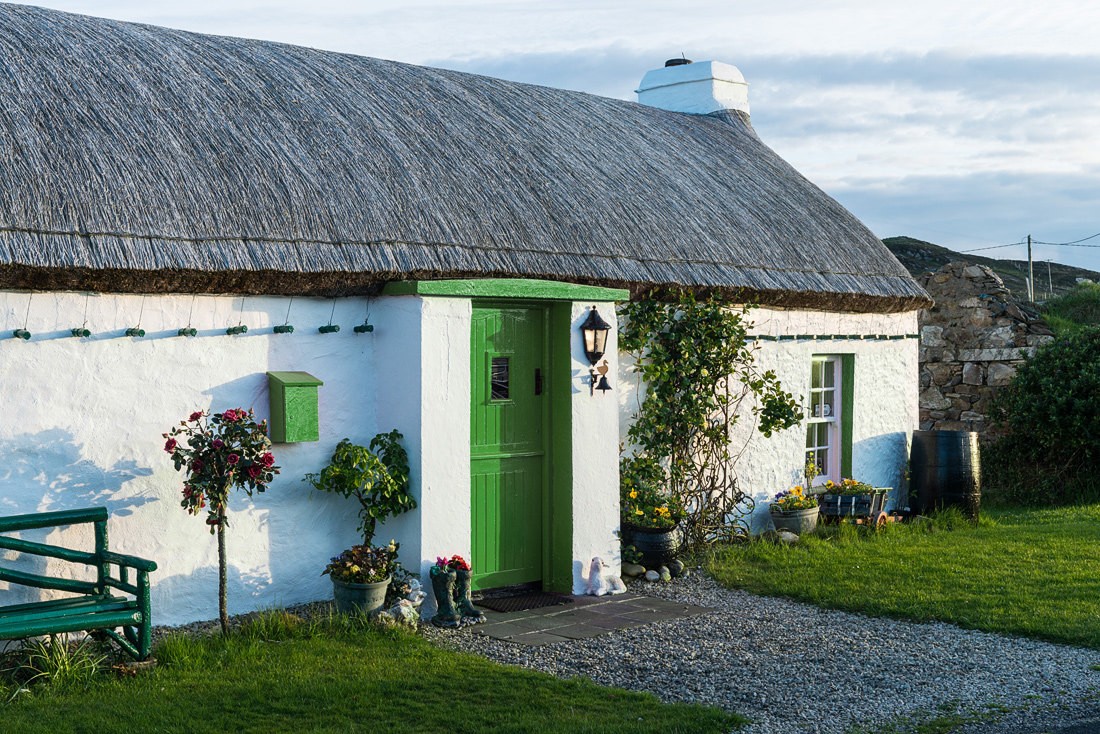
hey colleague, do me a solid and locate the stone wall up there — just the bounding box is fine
[918,262,1053,432]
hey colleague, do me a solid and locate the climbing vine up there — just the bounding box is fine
[620,292,801,547]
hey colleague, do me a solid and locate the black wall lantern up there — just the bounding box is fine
[581,305,613,396]
[581,306,611,365]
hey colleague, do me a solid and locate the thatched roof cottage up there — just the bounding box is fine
[0,3,927,623]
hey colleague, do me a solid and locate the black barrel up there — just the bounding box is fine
[910,430,981,520]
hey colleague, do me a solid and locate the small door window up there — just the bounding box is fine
[490,357,510,400]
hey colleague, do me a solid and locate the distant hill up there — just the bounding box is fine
[883,236,1100,302]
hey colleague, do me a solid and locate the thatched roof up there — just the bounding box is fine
[0,4,929,312]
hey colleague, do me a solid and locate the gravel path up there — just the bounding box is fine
[422,572,1100,733]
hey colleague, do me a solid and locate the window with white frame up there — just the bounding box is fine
[806,356,842,483]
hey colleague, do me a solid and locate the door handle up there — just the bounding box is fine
[534,368,543,395]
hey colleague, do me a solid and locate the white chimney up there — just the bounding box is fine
[636,58,749,116]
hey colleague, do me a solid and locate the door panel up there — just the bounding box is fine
[470,305,546,589]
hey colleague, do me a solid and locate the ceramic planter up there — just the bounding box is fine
[770,505,819,535]
[429,566,462,628]
[332,575,391,615]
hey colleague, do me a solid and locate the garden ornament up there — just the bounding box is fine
[586,556,627,596]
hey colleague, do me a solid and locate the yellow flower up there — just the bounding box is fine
[629,490,638,499]
[634,509,644,516]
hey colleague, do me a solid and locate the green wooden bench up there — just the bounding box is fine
[0,507,157,660]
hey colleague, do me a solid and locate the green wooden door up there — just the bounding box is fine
[470,305,547,590]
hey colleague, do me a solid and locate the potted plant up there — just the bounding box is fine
[306,431,415,546]
[323,541,399,615]
[619,456,684,567]
[429,554,484,627]
[770,485,820,534]
[306,431,416,610]
[819,478,890,521]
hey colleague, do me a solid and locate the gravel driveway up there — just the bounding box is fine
[423,573,1100,733]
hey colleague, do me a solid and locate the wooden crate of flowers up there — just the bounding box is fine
[818,479,891,524]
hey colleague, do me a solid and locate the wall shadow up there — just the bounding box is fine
[0,428,155,604]
[853,431,909,511]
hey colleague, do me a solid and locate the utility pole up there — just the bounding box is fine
[1027,234,1034,302]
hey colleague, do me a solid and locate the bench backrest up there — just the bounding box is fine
[0,507,111,596]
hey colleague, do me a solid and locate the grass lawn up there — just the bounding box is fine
[707,504,1100,649]
[0,612,744,733]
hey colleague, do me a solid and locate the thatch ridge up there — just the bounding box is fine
[0,3,930,312]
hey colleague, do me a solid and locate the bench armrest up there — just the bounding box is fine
[101,551,158,573]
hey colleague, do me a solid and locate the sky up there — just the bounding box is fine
[10,1,1100,272]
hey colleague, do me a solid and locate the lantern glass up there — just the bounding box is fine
[580,307,611,365]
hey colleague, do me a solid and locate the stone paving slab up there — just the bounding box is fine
[471,592,712,645]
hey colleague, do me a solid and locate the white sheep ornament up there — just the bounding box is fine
[586,556,627,596]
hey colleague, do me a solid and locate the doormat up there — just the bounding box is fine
[475,592,575,614]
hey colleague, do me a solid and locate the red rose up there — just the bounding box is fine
[189,411,203,422]
[227,454,240,465]
[212,439,224,450]
[164,438,177,453]
[247,465,262,479]
[261,452,275,467]
[192,459,204,472]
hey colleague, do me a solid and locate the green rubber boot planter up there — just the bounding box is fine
[453,568,486,624]
[429,566,461,628]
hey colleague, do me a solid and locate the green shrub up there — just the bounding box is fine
[988,327,1100,505]
[305,431,414,546]
[1041,281,1100,334]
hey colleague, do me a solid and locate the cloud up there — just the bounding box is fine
[833,169,1100,272]
[435,46,1100,271]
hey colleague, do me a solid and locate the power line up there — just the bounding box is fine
[959,230,1100,253]
[958,241,1025,253]
[1033,230,1100,246]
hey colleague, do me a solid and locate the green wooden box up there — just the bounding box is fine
[267,371,324,443]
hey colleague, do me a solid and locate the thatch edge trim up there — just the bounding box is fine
[0,264,931,314]
[0,225,920,282]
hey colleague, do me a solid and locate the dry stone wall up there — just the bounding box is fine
[918,262,1053,432]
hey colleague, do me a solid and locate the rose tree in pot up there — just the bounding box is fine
[306,431,416,610]
[164,408,280,635]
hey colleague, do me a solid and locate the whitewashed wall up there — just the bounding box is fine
[0,288,643,624]
[618,306,920,532]
[0,290,390,625]
[570,302,622,592]
[403,296,472,613]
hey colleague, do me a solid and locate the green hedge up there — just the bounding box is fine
[988,326,1100,505]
